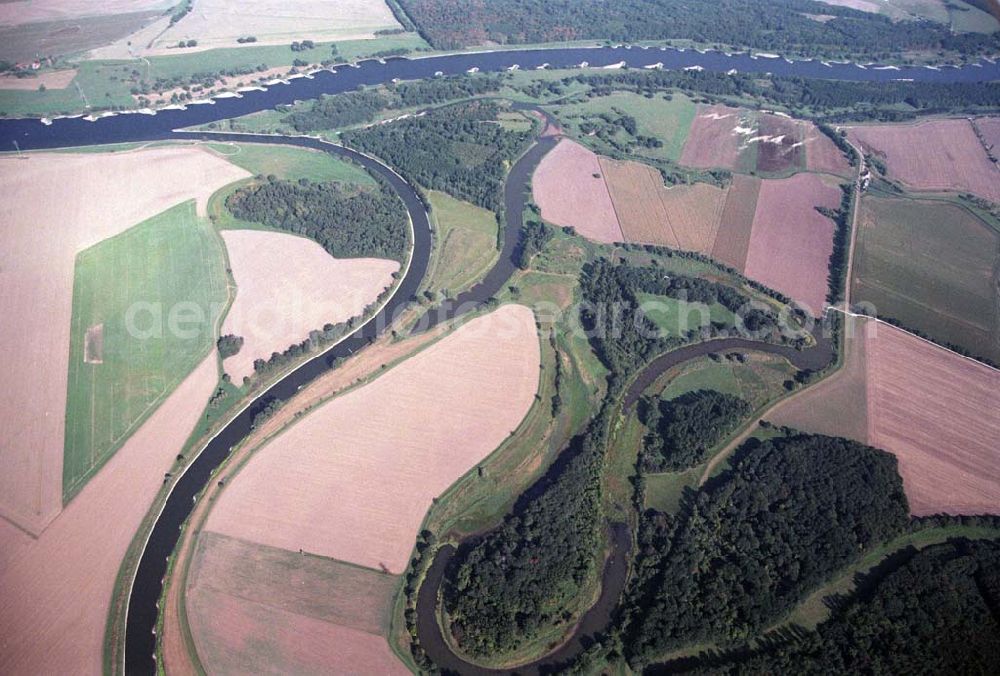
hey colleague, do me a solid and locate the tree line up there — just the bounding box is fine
[342,100,533,212]
[226,175,409,261]
[396,0,998,59]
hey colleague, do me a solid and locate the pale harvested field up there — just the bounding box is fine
[679,104,749,170]
[0,146,248,535]
[188,590,407,676]
[744,173,842,315]
[220,230,398,384]
[149,0,400,54]
[804,124,853,177]
[0,69,76,90]
[766,313,871,444]
[866,321,1000,516]
[710,173,760,271]
[185,531,405,674]
[0,354,218,675]
[601,157,726,251]
[204,304,540,573]
[0,0,172,25]
[532,139,623,243]
[848,119,1000,202]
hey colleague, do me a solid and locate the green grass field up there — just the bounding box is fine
[549,91,697,162]
[424,190,500,297]
[63,201,229,500]
[205,142,374,184]
[852,195,1000,363]
[637,293,735,338]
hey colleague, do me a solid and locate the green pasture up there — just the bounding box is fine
[424,190,500,297]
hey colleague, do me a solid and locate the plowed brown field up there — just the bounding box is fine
[600,158,726,252]
[804,125,853,177]
[848,119,1000,202]
[680,104,749,170]
[866,321,1000,516]
[710,174,761,270]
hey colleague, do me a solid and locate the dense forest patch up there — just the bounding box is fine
[698,538,1000,674]
[341,100,533,211]
[396,0,998,58]
[622,433,910,665]
[638,389,752,472]
[225,175,408,261]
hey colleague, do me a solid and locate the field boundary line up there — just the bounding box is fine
[828,306,1000,374]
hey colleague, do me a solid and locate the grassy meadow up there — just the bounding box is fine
[63,201,229,500]
[424,190,500,297]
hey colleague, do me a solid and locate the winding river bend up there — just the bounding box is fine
[0,41,983,676]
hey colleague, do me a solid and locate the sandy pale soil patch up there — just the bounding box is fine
[679,104,750,170]
[743,173,842,315]
[0,69,77,90]
[766,313,871,443]
[205,304,540,573]
[866,321,1000,516]
[532,139,623,243]
[0,0,172,25]
[0,354,217,675]
[147,0,400,54]
[0,146,248,535]
[848,119,1000,202]
[220,230,398,384]
[710,173,760,271]
[184,531,405,674]
[601,157,726,252]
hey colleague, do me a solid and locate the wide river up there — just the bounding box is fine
[0,43,990,676]
[1,44,999,150]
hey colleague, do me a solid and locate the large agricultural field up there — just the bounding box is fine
[185,532,406,675]
[851,195,1000,363]
[847,119,1000,203]
[532,139,623,243]
[743,172,843,315]
[0,353,219,675]
[201,304,540,573]
[0,146,247,534]
[769,316,1000,516]
[219,229,398,384]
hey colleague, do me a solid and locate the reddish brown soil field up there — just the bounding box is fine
[600,157,726,252]
[754,114,806,174]
[184,531,406,674]
[743,173,842,315]
[0,354,218,675]
[848,119,1000,202]
[531,139,623,243]
[680,104,749,170]
[804,125,854,177]
[710,174,761,270]
[0,147,248,536]
[866,321,1000,516]
[221,230,398,384]
[204,304,540,574]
